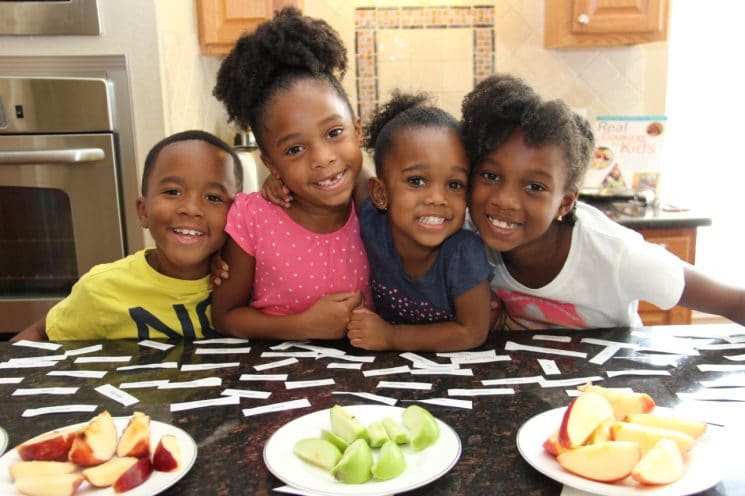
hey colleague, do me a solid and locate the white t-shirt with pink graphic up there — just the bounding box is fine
[474,202,685,330]
[225,193,371,316]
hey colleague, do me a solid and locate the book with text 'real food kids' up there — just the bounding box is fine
[582,116,667,198]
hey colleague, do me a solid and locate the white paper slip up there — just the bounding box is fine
[538,359,560,375]
[274,485,325,496]
[0,377,24,384]
[196,347,252,355]
[613,354,683,367]
[0,360,57,369]
[159,377,222,389]
[539,376,604,388]
[119,380,170,389]
[331,391,398,406]
[696,342,745,351]
[399,352,456,369]
[588,345,621,365]
[580,338,639,350]
[326,362,362,370]
[318,354,375,363]
[180,362,239,372]
[377,381,431,391]
[606,369,671,378]
[533,335,572,343]
[410,368,474,376]
[95,384,139,406]
[270,341,309,351]
[285,378,335,390]
[698,364,745,372]
[12,340,62,351]
[240,373,288,381]
[505,341,587,359]
[414,398,473,409]
[638,344,699,356]
[9,354,66,363]
[725,353,745,362]
[47,370,107,379]
[64,344,103,356]
[449,355,510,365]
[254,358,298,371]
[171,394,240,412]
[362,365,411,377]
[13,387,79,396]
[437,350,510,364]
[137,340,175,351]
[700,377,745,388]
[221,388,272,399]
[75,355,132,364]
[677,388,745,402]
[194,337,249,344]
[22,404,98,417]
[261,351,318,359]
[290,343,346,356]
[117,362,178,371]
[481,376,543,386]
[243,398,311,417]
[448,387,514,396]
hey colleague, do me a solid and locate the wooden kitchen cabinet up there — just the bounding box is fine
[545,0,669,48]
[196,0,303,55]
[635,227,696,325]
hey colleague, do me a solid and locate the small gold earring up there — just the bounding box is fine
[557,214,563,222]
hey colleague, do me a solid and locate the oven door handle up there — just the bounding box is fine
[0,148,105,165]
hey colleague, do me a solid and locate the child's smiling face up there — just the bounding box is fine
[468,129,577,254]
[258,78,362,215]
[136,140,238,280]
[373,127,469,255]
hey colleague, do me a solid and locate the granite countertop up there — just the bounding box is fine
[583,199,712,230]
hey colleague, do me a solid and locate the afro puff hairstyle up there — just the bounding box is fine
[363,90,460,177]
[213,7,353,150]
[460,73,594,196]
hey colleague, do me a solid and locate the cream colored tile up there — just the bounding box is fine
[378,30,411,61]
[494,7,532,51]
[378,60,412,95]
[443,59,473,92]
[410,60,444,92]
[437,28,472,61]
[439,91,465,119]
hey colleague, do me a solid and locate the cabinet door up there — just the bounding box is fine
[545,0,669,48]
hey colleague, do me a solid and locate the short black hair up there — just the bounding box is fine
[363,90,460,176]
[213,7,353,151]
[461,73,594,194]
[141,130,243,195]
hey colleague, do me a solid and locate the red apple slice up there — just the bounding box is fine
[116,411,151,458]
[82,456,138,487]
[542,430,568,457]
[15,426,79,462]
[9,460,78,481]
[625,412,707,439]
[558,391,614,448]
[68,410,118,466]
[13,473,84,496]
[577,384,655,420]
[631,438,685,485]
[152,434,181,472]
[586,418,615,444]
[611,421,695,455]
[557,441,641,482]
[112,457,153,493]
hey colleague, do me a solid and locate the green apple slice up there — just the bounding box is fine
[330,405,369,444]
[367,421,390,448]
[382,417,410,445]
[293,438,342,471]
[331,438,372,484]
[320,429,348,451]
[402,405,440,451]
[371,440,406,480]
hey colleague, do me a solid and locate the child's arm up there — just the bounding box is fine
[261,167,371,208]
[677,264,745,325]
[11,317,48,342]
[347,281,491,351]
[211,237,364,340]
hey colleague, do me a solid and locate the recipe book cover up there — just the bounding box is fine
[583,115,667,196]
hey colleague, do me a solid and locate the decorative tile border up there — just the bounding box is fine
[354,5,495,122]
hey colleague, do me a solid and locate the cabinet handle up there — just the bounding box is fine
[577,13,590,25]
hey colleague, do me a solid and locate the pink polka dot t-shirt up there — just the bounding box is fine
[225,192,371,316]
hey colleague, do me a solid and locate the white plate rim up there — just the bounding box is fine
[0,415,198,496]
[0,426,7,456]
[516,406,730,496]
[263,404,462,496]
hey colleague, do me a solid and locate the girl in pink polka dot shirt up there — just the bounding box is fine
[210,8,370,340]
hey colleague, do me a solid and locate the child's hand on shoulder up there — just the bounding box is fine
[347,308,394,350]
[261,173,293,208]
[208,252,229,289]
[303,291,363,340]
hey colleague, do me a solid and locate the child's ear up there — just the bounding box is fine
[558,190,579,219]
[260,153,281,180]
[353,116,362,143]
[368,177,388,211]
[136,196,149,229]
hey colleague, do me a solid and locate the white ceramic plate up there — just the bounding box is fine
[0,416,197,496]
[0,427,7,456]
[263,404,461,496]
[516,406,730,496]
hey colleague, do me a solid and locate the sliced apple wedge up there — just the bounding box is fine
[330,405,369,445]
[577,384,655,420]
[611,421,695,455]
[557,441,641,482]
[116,411,150,458]
[152,434,182,472]
[631,438,685,485]
[402,405,440,451]
[112,457,153,493]
[82,456,138,487]
[9,460,78,481]
[293,438,342,471]
[15,426,79,462]
[625,413,707,439]
[558,391,614,448]
[586,418,615,445]
[68,410,118,466]
[13,473,84,496]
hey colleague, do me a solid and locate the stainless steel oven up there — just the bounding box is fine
[0,77,126,333]
[0,0,100,35]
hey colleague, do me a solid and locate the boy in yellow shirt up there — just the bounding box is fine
[12,130,242,341]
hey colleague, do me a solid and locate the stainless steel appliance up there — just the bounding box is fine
[0,0,101,35]
[0,77,127,333]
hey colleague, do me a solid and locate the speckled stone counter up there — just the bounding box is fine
[0,325,743,495]
[583,200,712,230]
